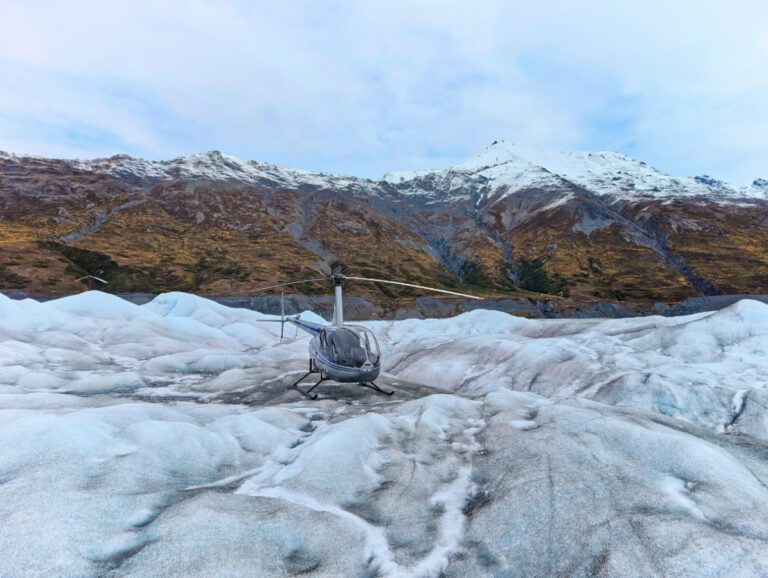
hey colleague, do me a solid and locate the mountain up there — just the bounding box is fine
[1,143,766,308]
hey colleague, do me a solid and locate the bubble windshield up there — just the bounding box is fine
[322,326,380,367]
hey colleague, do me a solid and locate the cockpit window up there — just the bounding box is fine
[322,326,380,367]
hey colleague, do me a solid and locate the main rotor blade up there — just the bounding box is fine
[76,275,109,284]
[250,277,329,293]
[344,276,484,300]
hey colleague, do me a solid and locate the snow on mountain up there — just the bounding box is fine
[382,145,570,201]
[3,292,768,575]
[386,140,768,203]
[380,168,438,183]
[463,141,712,200]
[9,143,764,205]
[71,150,371,191]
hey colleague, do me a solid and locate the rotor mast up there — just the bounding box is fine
[333,271,344,326]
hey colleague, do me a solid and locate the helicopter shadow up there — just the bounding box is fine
[213,371,447,408]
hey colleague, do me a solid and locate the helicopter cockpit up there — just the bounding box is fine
[319,325,381,368]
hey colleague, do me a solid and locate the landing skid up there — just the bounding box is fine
[290,360,325,400]
[289,360,394,399]
[360,381,395,396]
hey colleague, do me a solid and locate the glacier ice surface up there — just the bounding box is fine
[2,291,768,576]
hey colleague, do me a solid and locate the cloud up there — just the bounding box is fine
[0,0,766,183]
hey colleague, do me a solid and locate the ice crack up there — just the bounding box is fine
[247,466,475,578]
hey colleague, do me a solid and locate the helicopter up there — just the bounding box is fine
[253,269,482,399]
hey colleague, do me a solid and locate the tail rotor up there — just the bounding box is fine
[250,292,299,346]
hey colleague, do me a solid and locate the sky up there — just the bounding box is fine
[0,0,766,184]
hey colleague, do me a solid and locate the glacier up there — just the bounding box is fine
[2,291,768,576]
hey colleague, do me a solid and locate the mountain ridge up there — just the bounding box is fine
[3,141,766,200]
[0,144,766,308]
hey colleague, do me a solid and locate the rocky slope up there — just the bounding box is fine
[0,143,766,307]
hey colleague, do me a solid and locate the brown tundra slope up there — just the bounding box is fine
[0,142,766,309]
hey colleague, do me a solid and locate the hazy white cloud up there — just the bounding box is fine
[0,0,765,183]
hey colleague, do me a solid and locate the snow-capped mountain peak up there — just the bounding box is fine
[71,151,369,190]
[4,145,766,204]
[456,140,529,170]
[385,140,767,203]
